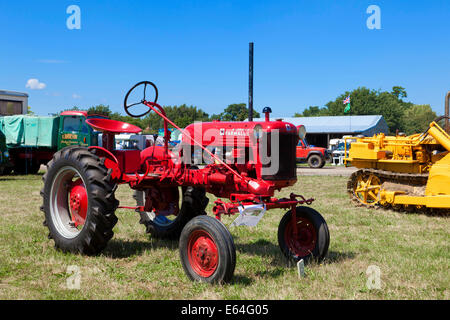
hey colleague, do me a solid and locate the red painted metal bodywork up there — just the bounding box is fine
[69,179,88,227]
[61,110,89,118]
[85,101,311,225]
[85,118,142,134]
[285,215,316,257]
[183,120,297,147]
[187,230,219,277]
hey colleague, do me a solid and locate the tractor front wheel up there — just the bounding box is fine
[179,216,236,283]
[41,147,119,255]
[278,206,329,264]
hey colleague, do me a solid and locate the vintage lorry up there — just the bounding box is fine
[0,111,105,174]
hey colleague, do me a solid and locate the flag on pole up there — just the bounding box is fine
[343,95,351,113]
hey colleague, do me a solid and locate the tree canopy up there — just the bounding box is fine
[293,86,437,135]
[211,103,260,121]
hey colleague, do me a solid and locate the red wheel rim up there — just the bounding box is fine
[187,230,219,278]
[284,216,317,258]
[69,179,88,227]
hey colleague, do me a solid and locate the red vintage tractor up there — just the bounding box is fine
[40,81,330,283]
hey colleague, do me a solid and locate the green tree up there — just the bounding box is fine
[143,104,210,132]
[294,106,329,117]
[27,106,35,115]
[211,103,260,121]
[402,104,437,135]
[324,87,411,134]
[87,104,112,117]
[392,86,407,99]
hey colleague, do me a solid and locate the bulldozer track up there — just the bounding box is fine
[347,169,449,215]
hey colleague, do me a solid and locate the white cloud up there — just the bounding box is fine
[26,79,46,90]
[72,93,82,99]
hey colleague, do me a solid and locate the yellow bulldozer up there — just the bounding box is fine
[345,108,450,214]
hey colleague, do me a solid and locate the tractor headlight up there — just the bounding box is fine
[253,124,263,141]
[298,125,306,140]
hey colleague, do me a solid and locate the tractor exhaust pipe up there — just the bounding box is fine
[248,42,254,122]
[446,91,450,133]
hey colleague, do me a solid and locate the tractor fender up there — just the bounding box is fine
[140,146,178,166]
[88,146,122,180]
[307,150,325,159]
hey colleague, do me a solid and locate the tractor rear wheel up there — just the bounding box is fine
[41,146,119,255]
[307,154,324,168]
[278,206,329,264]
[135,186,209,239]
[179,215,236,283]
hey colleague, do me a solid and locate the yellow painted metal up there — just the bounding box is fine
[428,122,450,151]
[346,120,450,209]
[353,173,381,206]
[379,193,450,208]
[425,153,450,196]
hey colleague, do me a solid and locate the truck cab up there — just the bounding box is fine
[58,111,102,149]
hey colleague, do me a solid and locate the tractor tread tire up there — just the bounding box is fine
[41,146,119,255]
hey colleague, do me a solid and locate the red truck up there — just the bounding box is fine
[296,125,329,168]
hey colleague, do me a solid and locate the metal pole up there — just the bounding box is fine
[248,42,254,121]
[445,91,450,133]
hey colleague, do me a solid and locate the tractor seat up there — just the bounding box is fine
[86,118,142,134]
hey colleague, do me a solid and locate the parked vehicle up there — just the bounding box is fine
[295,126,329,168]
[0,111,105,174]
[345,114,450,214]
[113,133,148,150]
[328,137,356,165]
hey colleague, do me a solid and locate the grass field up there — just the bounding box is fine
[0,172,448,300]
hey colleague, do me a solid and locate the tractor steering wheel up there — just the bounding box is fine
[124,81,159,118]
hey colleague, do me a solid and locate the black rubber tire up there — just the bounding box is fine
[307,154,325,169]
[278,206,329,264]
[179,215,236,284]
[135,186,209,239]
[41,146,119,255]
[318,158,326,168]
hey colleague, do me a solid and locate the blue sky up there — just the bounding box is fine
[1,0,449,117]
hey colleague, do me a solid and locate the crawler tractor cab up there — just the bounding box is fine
[41,81,330,283]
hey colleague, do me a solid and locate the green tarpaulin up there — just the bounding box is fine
[0,115,59,148]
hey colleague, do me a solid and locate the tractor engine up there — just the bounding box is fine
[180,113,299,197]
